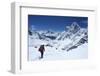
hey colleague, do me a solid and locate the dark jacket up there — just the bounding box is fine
[38,45,45,52]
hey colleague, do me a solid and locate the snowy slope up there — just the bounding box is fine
[28,22,88,61]
[29,43,88,61]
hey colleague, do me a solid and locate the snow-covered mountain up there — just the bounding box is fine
[55,22,88,51]
[29,22,88,52]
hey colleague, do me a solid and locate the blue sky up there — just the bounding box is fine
[28,15,88,32]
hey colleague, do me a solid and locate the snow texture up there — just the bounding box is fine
[28,22,88,61]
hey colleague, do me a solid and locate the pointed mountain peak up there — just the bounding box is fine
[67,22,80,34]
[71,22,79,26]
[71,22,80,28]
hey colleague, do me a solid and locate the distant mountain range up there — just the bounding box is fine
[28,22,88,51]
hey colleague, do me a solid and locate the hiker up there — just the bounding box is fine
[38,45,45,58]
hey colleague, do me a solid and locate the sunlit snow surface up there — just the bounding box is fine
[28,22,88,61]
[28,39,88,61]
